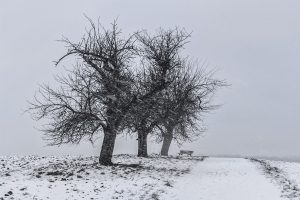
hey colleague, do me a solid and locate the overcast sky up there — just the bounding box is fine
[1,0,299,159]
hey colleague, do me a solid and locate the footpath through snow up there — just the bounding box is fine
[161,157,284,200]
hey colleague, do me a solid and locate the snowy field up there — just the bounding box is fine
[0,155,203,200]
[268,160,300,187]
[162,157,284,200]
[252,159,300,199]
[1,155,300,200]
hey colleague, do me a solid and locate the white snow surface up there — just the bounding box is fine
[161,157,284,200]
[0,155,201,200]
[268,160,300,189]
[1,155,299,200]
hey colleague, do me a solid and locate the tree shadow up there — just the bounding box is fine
[113,163,142,168]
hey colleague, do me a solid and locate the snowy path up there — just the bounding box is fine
[161,157,284,200]
[251,159,300,199]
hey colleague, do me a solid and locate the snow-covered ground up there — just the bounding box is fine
[253,159,300,199]
[268,160,300,188]
[0,155,202,200]
[1,155,300,200]
[161,157,284,200]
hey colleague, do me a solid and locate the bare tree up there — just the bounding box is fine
[127,97,159,157]
[127,28,191,157]
[29,21,136,165]
[28,20,188,165]
[156,62,225,156]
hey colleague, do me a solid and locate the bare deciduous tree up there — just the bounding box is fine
[29,21,136,165]
[156,62,225,156]
[127,28,191,157]
[28,20,188,165]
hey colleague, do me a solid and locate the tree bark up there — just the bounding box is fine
[99,128,117,165]
[160,134,173,156]
[137,131,148,157]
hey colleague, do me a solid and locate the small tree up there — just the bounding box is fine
[127,28,191,157]
[157,62,225,156]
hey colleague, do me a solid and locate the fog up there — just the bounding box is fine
[1,0,299,159]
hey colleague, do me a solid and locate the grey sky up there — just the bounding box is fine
[1,0,299,158]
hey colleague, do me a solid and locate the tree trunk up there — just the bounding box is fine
[137,131,148,157]
[99,128,117,165]
[160,134,173,156]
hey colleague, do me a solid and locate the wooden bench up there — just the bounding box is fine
[178,150,194,156]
